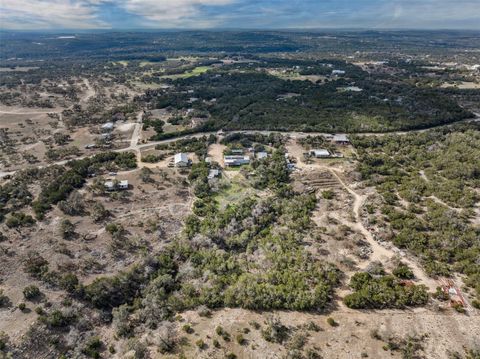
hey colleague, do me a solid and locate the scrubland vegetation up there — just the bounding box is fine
[353,123,480,301]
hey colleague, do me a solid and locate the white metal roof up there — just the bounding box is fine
[333,134,349,142]
[312,149,330,156]
[174,153,189,164]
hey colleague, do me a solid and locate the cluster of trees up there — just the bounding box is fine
[155,135,216,158]
[250,150,291,191]
[220,132,286,149]
[344,272,429,309]
[0,152,136,222]
[353,123,480,301]
[141,65,472,133]
[72,153,339,339]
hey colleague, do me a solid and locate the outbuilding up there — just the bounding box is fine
[332,134,350,145]
[174,153,190,167]
[208,169,221,179]
[310,149,331,158]
[224,155,250,167]
[104,180,129,191]
[256,151,268,160]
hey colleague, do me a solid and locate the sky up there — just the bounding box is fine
[0,0,479,30]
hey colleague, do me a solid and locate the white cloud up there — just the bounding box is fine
[0,0,109,29]
[116,0,236,27]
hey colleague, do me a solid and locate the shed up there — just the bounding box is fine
[310,149,331,158]
[208,169,220,179]
[101,122,114,132]
[332,134,350,145]
[256,151,268,159]
[174,153,190,167]
[224,155,250,167]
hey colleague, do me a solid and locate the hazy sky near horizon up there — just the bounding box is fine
[1,0,479,30]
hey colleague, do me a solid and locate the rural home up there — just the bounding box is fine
[332,134,350,145]
[208,169,221,179]
[256,151,268,159]
[224,155,250,167]
[104,180,129,191]
[174,153,190,167]
[310,149,331,158]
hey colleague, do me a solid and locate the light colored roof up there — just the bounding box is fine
[174,153,189,164]
[208,169,220,178]
[256,152,268,159]
[224,155,250,160]
[119,180,128,187]
[104,181,114,188]
[333,134,349,142]
[101,122,114,130]
[312,149,330,156]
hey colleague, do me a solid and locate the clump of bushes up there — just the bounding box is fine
[344,272,429,309]
[23,285,41,300]
[5,212,35,228]
[392,262,414,279]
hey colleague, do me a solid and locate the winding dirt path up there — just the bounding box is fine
[324,166,438,292]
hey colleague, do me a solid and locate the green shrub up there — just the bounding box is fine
[182,324,194,334]
[392,263,414,279]
[235,334,246,345]
[23,285,41,300]
[195,339,205,350]
[326,317,337,327]
[0,290,10,308]
[5,212,35,228]
[82,336,103,358]
[344,273,428,309]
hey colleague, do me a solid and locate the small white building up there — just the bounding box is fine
[104,180,128,191]
[208,169,220,179]
[256,151,268,160]
[174,153,190,167]
[101,122,114,132]
[332,70,346,76]
[310,149,331,158]
[224,155,250,167]
[332,134,350,145]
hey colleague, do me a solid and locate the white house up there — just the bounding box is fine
[332,70,346,76]
[224,155,250,167]
[310,149,331,158]
[256,151,268,159]
[104,180,128,191]
[208,169,220,179]
[174,153,190,167]
[332,134,350,145]
[101,122,114,132]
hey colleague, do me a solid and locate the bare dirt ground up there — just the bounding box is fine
[208,142,227,165]
[287,139,438,293]
[2,126,479,358]
[170,308,480,359]
[0,167,193,339]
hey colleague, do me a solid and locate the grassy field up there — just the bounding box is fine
[160,65,212,79]
[214,174,257,209]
